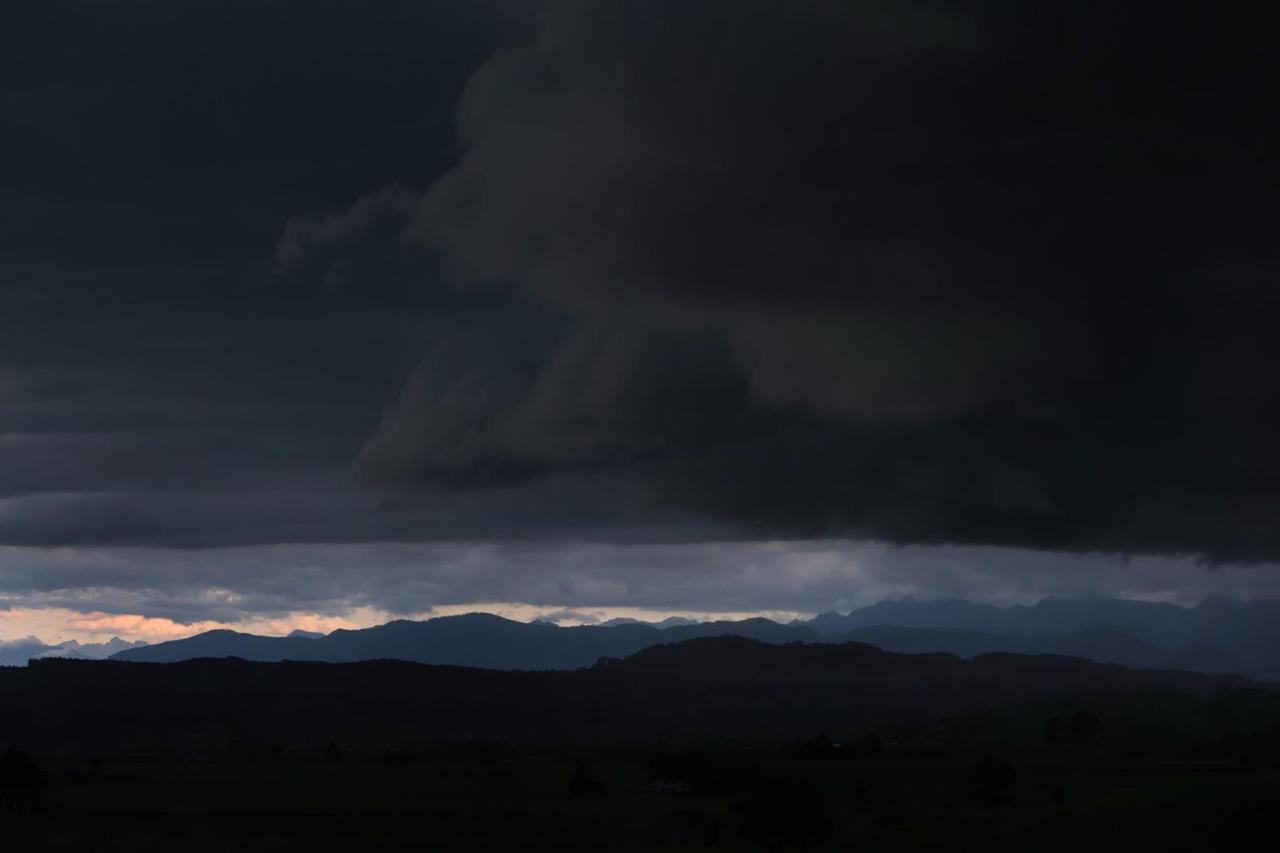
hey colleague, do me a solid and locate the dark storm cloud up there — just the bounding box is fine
[360,321,751,486]
[365,1,1280,560]
[275,183,420,269]
[0,1,549,548]
[4,0,1280,587]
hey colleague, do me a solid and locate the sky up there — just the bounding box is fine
[3,2,1279,644]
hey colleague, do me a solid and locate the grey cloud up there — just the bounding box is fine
[275,183,420,268]
[3,541,1280,626]
[0,0,536,554]
[0,471,723,549]
[4,0,1279,632]
[361,321,748,486]
[538,610,601,624]
[378,1,1280,560]
[0,432,333,498]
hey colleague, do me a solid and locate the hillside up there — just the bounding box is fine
[7,637,1272,759]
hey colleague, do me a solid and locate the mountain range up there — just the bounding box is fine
[109,597,1280,680]
[802,596,1280,677]
[0,636,147,667]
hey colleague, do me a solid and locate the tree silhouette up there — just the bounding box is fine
[570,762,602,795]
[1045,711,1101,744]
[1044,715,1068,743]
[1070,711,1100,743]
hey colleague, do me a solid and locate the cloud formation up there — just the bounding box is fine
[3,2,1279,632]
[366,1,1280,559]
[275,183,419,268]
[4,541,1280,639]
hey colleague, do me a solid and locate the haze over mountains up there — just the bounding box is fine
[0,636,147,667]
[108,597,1280,680]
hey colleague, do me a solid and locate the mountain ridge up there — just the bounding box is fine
[109,597,1278,678]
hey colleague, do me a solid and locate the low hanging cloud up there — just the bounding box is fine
[361,1,1280,561]
[275,182,420,268]
[4,541,1280,637]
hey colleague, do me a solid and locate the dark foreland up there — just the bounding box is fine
[3,635,1280,850]
[6,1,1280,850]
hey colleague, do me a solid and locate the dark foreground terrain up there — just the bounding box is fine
[3,638,1279,850]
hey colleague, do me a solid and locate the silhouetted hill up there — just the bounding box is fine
[834,625,1245,675]
[111,613,820,669]
[8,638,1272,759]
[110,603,1268,677]
[600,616,699,628]
[804,597,1280,679]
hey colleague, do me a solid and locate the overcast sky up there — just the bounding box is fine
[3,2,1279,643]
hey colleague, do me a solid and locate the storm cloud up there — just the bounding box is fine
[363,1,1280,560]
[3,3,1280,639]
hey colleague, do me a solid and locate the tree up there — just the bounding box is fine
[1070,711,1100,743]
